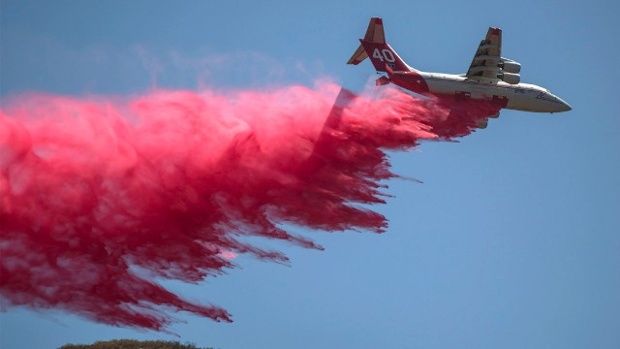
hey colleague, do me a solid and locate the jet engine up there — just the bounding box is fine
[499,58,521,74]
[498,72,520,84]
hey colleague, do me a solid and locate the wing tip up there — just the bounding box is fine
[489,27,502,35]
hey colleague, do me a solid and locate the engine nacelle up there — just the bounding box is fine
[499,58,521,74]
[498,72,520,84]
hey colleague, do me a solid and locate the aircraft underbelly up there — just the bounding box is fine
[424,78,560,112]
[506,97,529,110]
[505,91,550,112]
[427,79,502,100]
[506,97,545,112]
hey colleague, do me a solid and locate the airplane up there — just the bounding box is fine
[347,18,571,126]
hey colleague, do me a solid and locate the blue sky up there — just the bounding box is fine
[1,1,619,348]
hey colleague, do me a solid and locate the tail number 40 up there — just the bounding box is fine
[373,48,396,62]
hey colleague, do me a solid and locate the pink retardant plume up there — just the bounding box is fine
[0,82,495,330]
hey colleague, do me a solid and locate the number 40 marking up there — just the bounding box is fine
[373,48,396,62]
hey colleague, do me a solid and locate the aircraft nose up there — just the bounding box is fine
[557,97,572,112]
[550,94,572,112]
[563,101,572,111]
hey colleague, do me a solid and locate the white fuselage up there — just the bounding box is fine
[419,72,571,113]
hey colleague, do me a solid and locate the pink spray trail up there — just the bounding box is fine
[0,82,497,330]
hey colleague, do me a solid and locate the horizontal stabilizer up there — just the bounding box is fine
[347,45,368,65]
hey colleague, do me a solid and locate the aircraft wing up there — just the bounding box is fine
[465,27,502,82]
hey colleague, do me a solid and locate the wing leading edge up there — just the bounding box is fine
[465,27,503,82]
[466,27,522,85]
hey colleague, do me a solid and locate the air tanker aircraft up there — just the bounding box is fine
[348,18,571,124]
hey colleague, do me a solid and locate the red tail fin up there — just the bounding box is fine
[347,18,411,72]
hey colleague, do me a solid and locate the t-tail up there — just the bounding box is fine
[347,17,412,72]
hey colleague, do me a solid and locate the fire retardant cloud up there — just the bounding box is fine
[0,82,496,330]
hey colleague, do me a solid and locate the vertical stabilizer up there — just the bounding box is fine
[347,18,411,72]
